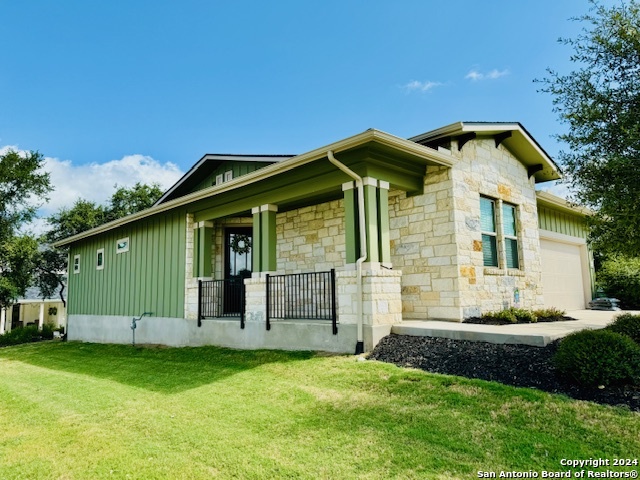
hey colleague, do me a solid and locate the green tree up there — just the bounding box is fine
[106,182,163,222]
[44,199,107,244]
[0,149,51,308]
[539,0,640,256]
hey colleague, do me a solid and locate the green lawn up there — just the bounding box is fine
[0,342,638,480]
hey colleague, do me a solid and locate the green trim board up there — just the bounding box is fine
[67,209,187,318]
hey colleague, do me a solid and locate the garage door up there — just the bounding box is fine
[540,239,586,310]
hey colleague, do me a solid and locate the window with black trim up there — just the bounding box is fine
[96,248,105,270]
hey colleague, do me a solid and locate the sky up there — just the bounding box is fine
[0,1,608,231]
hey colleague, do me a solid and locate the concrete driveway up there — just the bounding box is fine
[391,310,638,347]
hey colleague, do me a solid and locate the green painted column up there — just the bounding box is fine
[363,177,380,263]
[377,180,391,265]
[194,221,213,277]
[260,204,278,272]
[342,181,359,264]
[252,207,262,273]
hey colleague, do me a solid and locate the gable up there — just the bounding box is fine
[155,154,292,205]
[410,122,561,183]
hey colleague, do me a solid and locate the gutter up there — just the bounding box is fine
[327,151,366,355]
[52,129,453,248]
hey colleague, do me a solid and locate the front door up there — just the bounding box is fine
[224,228,252,314]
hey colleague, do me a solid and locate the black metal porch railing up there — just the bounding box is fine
[198,278,246,328]
[266,269,337,334]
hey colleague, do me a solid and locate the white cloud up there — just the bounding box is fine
[465,68,510,81]
[42,153,183,215]
[537,181,571,200]
[1,145,184,234]
[402,80,443,93]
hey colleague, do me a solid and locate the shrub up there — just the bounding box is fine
[533,307,566,322]
[607,313,640,345]
[480,309,517,324]
[553,329,640,387]
[511,308,537,324]
[0,325,53,347]
[478,308,537,324]
[597,256,640,309]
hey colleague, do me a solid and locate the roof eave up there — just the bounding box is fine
[410,121,561,183]
[53,129,454,247]
[536,191,592,216]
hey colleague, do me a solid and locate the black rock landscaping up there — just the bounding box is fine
[369,334,640,411]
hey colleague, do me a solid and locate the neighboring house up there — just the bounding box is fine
[0,286,67,335]
[53,122,593,353]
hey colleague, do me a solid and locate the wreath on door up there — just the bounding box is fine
[230,234,251,255]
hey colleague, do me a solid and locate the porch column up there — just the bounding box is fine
[251,207,262,273]
[344,178,392,267]
[38,303,45,331]
[193,221,213,277]
[261,204,278,272]
[363,177,380,263]
[377,180,391,265]
[252,204,278,273]
[343,181,359,264]
[0,307,5,334]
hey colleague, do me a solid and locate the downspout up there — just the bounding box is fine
[327,151,367,354]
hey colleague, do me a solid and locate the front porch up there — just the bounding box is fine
[181,137,454,352]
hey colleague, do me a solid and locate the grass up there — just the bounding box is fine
[0,342,638,479]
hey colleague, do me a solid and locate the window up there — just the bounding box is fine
[73,254,80,274]
[215,174,223,185]
[116,237,129,254]
[480,196,521,270]
[96,248,105,270]
[480,197,498,267]
[224,170,233,182]
[502,203,519,269]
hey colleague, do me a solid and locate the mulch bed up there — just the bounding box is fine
[464,315,578,325]
[369,334,640,412]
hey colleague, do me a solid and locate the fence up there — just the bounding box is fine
[266,269,337,334]
[198,278,245,328]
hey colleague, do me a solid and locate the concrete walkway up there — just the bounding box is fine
[391,310,638,347]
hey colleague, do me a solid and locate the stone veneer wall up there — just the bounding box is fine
[451,138,543,318]
[275,199,346,274]
[389,165,461,320]
[388,138,544,321]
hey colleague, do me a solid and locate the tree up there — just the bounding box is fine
[0,149,51,308]
[39,183,164,304]
[539,0,640,256]
[106,182,163,222]
[44,199,107,244]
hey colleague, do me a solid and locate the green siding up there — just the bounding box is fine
[537,205,588,239]
[67,209,187,318]
[192,161,272,193]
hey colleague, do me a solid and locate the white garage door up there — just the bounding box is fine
[540,239,586,311]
